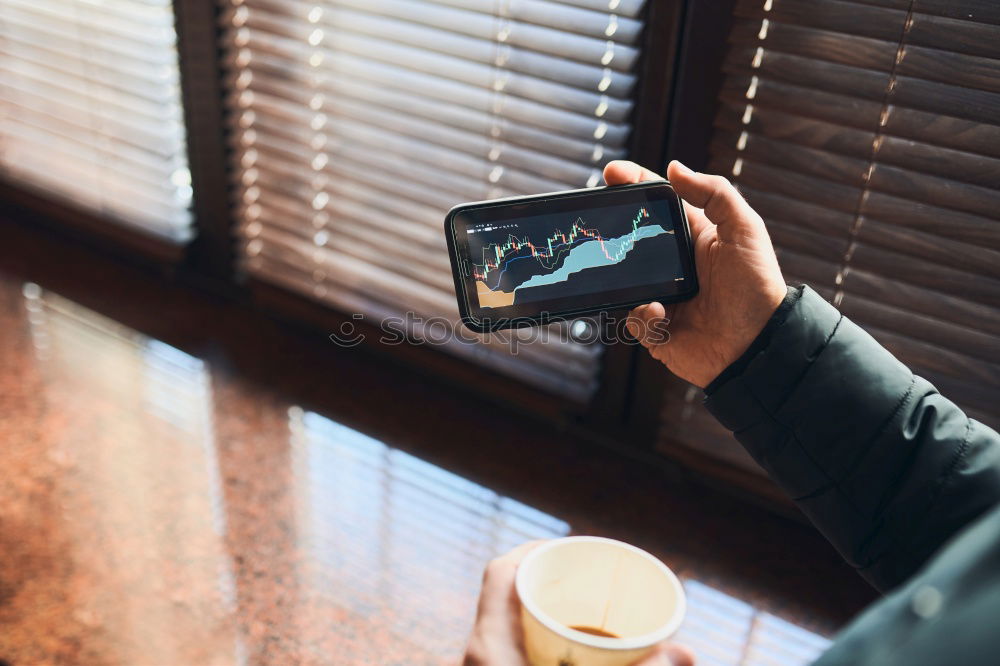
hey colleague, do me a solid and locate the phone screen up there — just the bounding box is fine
[448,182,696,329]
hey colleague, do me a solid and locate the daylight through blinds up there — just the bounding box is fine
[661,0,1000,471]
[220,0,649,401]
[0,0,194,241]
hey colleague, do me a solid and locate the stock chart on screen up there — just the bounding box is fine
[466,201,683,308]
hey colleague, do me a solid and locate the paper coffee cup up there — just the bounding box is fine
[515,536,686,666]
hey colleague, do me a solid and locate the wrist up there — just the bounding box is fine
[704,285,801,394]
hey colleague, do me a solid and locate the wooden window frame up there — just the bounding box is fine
[0,0,723,452]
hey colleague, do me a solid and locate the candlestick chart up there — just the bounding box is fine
[467,204,679,308]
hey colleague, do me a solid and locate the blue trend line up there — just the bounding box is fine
[489,237,588,290]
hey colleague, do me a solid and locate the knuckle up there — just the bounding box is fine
[711,174,734,193]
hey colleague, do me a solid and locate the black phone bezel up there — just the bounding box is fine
[444,181,699,333]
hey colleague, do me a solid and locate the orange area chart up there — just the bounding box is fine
[475,281,516,308]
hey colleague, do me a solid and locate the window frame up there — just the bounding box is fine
[0,0,205,265]
[0,0,726,453]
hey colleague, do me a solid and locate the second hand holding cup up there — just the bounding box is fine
[515,536,686,666]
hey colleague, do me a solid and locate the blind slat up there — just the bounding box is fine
[0,13,176,68]
[720,74,883,130]
[715,101,876,157]
[766,220,850,262]
[841,294,1000,365]
[908,11,1000,59]
[891,75,1000,126]
[739,186,856,237]
[230,85,597,187]
[5,152,189,232]
[3,97,183,163]
[843,268,1000,336]
[238,173,448,236]
[913,0,1000,25]
[860,191,1000,250]
[899,45,1000,95]
[3,0,179,47]
[725,47,891,101]
[884,106,1000,159]
[233,8,634,121]
[709,157,862,214]
[229,30,631,144]
[418,0,644,41]
[876,135,1000,190]
[713,130,868,187]
[326,0,641,68]
[2,52,182,110]
[231,109,575,197]
[728,18,897,70]
[540,0,646,18]
[865,325,1000,391]
[858,218,1000,280]
[849,243,1000,308]
[774,250,842,287]
[314,6,638,96]
[241,205,451,275]
[225,52,626,162]
[734,0,907,42]
[868,163,1000,220]
[250,222,456,295]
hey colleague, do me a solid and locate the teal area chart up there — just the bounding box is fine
[516,224,669,290]
[467,201,685,308]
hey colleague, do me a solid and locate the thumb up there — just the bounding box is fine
[627,301,669,349]
[666,160,761,242]
[631,644,696,666]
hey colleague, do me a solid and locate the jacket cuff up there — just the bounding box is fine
[704,285,841,433]
[704,285,804,395]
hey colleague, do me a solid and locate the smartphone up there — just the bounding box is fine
[445,181,698,333]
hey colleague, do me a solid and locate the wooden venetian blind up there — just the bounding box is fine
[661,0,1000,474]
[0,0,194,241]
[219,0,649,402]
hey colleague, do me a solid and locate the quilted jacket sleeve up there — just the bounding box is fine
[704,286,1000,592]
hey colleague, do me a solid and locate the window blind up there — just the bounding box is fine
[660,0,1000,474]
[219,0,649,402]
[0,0,194,242]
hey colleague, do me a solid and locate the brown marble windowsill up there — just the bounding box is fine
[0,218,875,665]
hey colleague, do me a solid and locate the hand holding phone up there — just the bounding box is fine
[445,180,698,332]
[615,160,787,389]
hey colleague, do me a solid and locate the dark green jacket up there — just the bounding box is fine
[705,286,1000,665]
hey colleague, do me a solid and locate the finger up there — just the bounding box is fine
[483,540,545,591]
[630,644,696,666]
[681,200,712,241]
[626,303,650,339]
[475,540,547,626]
[604,160,666,186]
[632,301,669,348]
[496,540,547,567]
[667,160,760,242]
